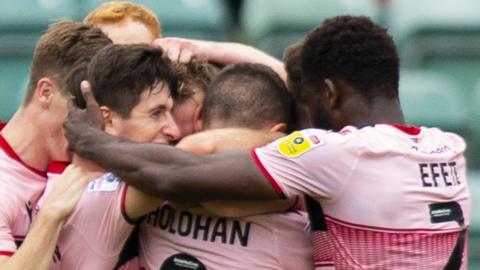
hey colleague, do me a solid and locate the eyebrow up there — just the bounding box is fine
[148,104,168,113]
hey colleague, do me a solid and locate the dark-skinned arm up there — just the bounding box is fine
[64,81,281,204]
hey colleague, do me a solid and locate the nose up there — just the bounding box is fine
[162,111,181,143]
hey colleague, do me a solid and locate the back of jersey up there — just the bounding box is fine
[253,124,471,269]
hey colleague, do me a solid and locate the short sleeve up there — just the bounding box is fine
[252,129,360,201]
[0,197,17,255]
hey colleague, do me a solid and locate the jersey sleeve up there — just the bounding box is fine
[65,174,135,253]
[252,129,360,201]
[0,195,17,255]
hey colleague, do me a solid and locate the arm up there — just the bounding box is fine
[177,128,293,216]
[202,199,297,218]
[0,166,98,270]
[153,37,287,81]
[176,128,283,154]
[65,82,281,204]
[124,186,164,221]
[0,210,64,270]
[69,131,278,204]
[123,128,284,219]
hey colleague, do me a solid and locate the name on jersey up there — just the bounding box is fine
[419,161,461,187]
[87,173,120,192]
[145,204,251,247]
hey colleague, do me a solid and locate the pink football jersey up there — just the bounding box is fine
[0,123,47,256]
[253,124,471,269]
[138,203,314,270]
[35,172,135,270]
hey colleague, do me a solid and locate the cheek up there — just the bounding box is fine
[121,120,163,143]
[173,109,195,136]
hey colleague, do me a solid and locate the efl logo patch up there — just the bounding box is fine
[87,173,119,192]
[278,131,324,158]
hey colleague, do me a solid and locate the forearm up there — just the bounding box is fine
[73,127,201,199]
[0,212,63,270]
[205,42,287,81]
[72,128,280,204]
[202,198,296,218]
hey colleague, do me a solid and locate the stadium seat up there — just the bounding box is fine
[389,0,480,94]
[0,0,81,54]
[241,0,379,58]
[399,70,467,133]
[0,56,31,121]
[83,0,229,40]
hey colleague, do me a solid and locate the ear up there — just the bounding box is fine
[99,106,114,133]
[193,104,203,132]
[268,123,287,133]
[323,78,340,109]
[35,78,56,108]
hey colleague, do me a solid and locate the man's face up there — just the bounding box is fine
[44,85,71,162]
[107,83,180,144]
[172,89,204,138]
[303,82,334,130]
[97,18,156,44]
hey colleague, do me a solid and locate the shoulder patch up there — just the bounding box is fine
[277,131,324,158]
[87,173,120,192]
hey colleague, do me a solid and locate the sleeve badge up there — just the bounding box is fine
[277,131,324,158]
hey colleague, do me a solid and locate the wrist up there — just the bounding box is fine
[37,207,67,224]
[76,127,108,157]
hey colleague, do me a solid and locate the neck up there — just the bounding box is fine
[1,107,50,172]
[337,97,405,130]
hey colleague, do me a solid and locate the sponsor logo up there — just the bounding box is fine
[87,173,120,192]
[161,253,207,270]
[278,131,324,158]
[429,201,464,226]
[309,135,320,145]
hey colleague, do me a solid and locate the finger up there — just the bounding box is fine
[152,38,162,48]
[152,38,167,49]
[178,49,193,63]
[80,80,100,112]
[167,47,181,62]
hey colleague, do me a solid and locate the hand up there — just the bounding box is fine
[64,80,104,152]
[41,165,100,221]
[152,37,211,63]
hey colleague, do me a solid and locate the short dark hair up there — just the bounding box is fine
[301,16,400,102]
[83,44,177,118]
[283,39,303,101]
[175,60,219,103]
[24,20,112,104]
[202,63,292,129]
